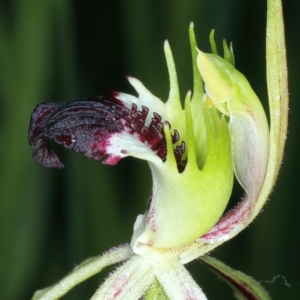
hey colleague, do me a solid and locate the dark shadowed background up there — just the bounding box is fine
[0,0,299,299]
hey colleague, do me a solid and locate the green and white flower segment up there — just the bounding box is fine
[30,0,288,298]
[197,50,269,202]
[131,43,234,253]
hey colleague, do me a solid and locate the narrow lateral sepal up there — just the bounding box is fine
[31,245,132,300]
[199,256,271,300]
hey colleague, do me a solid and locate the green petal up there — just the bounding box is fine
[199,256,271,300]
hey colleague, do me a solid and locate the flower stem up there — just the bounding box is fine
[254,0,288,216]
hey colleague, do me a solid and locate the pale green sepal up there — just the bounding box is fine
[197,51,269,201]
[199,255,271,300]
[31,245,132,300]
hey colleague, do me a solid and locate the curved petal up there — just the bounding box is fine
[29,94,169,168]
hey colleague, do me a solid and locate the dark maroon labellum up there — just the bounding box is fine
[28,94,187,172]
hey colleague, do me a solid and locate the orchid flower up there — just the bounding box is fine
[29,0,288,299]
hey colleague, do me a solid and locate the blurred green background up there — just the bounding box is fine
[0,0,299,299]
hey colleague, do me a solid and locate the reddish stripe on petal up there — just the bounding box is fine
[201,197,251,240]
